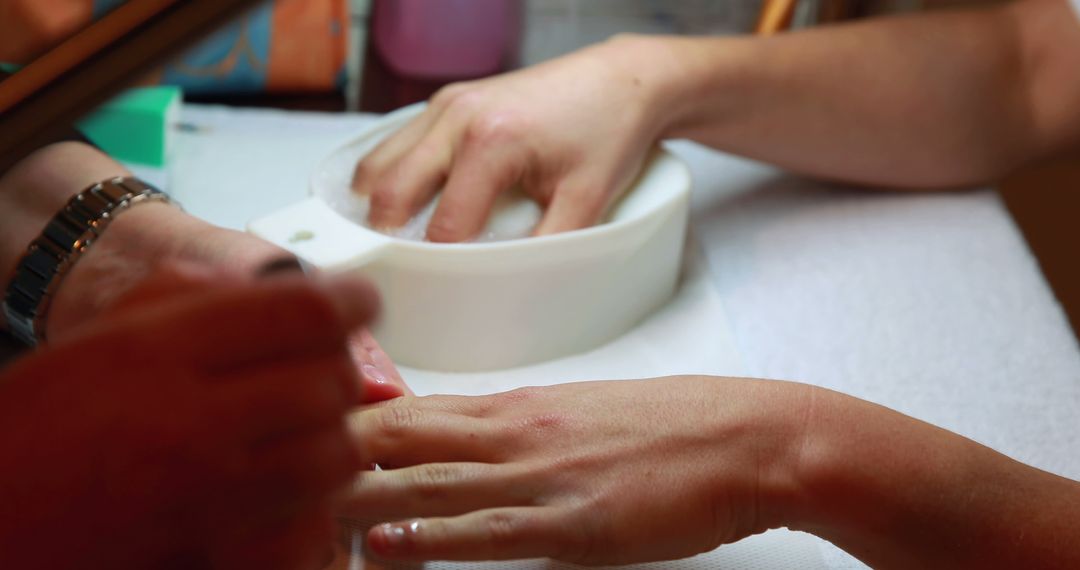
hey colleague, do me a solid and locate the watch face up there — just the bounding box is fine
[0,0,262,172]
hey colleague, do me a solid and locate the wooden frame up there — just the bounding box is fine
[0,0,265,172]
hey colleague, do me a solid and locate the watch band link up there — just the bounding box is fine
[3,177,171,346]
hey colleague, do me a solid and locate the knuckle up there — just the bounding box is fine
[409,464,457,500]
[408,139,446,164]
[558,184,604,210]
[446,89,486,115]
[424,215,467,243]
[556,505,606,565]
[524,412,566,431]
[497,386,543,407]
[369,180,398,210]
[503,412,568,444]
[376,405,423,436]
[464,113,524,148]
[369,184,411,224]
[482,511,525,546]
[431,82,470,108]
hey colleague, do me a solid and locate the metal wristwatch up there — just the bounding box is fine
[3,177,172,346]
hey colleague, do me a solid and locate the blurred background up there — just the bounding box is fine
[196,0,934,111]
[0,0,981,112]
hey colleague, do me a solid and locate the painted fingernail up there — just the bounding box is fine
[362,363,388,384]
[256,256,310,277]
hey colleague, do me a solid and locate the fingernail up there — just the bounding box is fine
[362,363,388,384]
[375,523,409,554]
[256,256,311,278]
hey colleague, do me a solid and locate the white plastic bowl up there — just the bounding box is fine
[249,104,691,372]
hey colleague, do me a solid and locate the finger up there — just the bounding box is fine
[352,108,439,195]
[153,276,378,372]
[360,393,494,417]
[349,405,501,466]
[366,131,455,229]
[348,333,401,405]
[367,508,579,563]
[345,334,388,405]
[532,176,612,237]
[363,103,468,229]
[353,82,476,197]
[424,126,527,243]
[344,463,533,520]
[354,329,411,401]
[355,352,407,405]
[212,353,359,443]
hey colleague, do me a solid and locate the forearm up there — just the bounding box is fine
[0,143,127,277]
[628,0,1080,188]
[0,143,128,330]
[789,387,1080,568]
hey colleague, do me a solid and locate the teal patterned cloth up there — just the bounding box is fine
[90,0,346,95]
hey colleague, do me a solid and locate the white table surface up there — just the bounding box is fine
[156,104,1080,569]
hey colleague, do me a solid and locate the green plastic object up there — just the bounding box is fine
[78,86,182,168]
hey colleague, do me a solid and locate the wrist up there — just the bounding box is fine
[590,35,708,142]
[783,389,999,568]
[0,143,129,331]
[598,34,752,142]
[699,378,822,538]
[46,202,286,340]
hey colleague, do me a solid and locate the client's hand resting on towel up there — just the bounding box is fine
[345,376,1080,568]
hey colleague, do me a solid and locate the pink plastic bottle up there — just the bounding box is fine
[373,0,522,80]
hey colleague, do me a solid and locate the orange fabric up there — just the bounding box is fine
[267,0,347,91]
[0,0,94,63]
[2,0,349,94]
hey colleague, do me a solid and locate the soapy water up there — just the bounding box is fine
[385,190,544,242]
[322,184,546,243]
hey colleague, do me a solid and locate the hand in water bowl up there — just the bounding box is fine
[249,104,692,372]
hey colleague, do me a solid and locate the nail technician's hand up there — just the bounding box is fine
[354,37,670,242]
[0,274,377,569]
[343,376,811,565]
[101,261,411,405]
